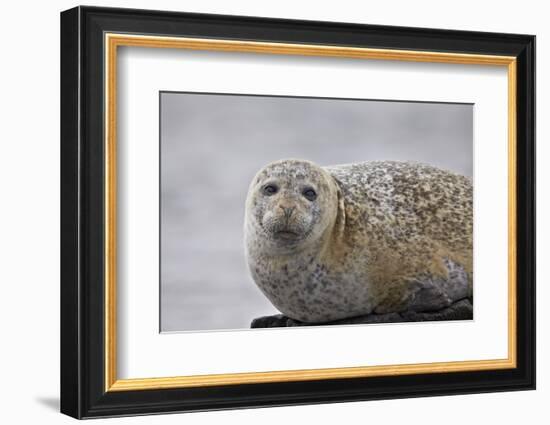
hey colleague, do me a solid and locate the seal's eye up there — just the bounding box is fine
[263,184,278,196]
[303,188,317,201]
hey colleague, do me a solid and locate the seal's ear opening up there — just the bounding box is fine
[331,175,346,235]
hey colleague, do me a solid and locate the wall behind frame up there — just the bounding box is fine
[0,0,544,424]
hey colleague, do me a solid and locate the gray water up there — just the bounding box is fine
[160,92,473,332]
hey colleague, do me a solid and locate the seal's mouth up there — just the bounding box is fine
[273,230,300,241]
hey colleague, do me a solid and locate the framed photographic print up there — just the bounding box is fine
[60,6,536,419]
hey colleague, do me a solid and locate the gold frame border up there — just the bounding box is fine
[104,33,518,392]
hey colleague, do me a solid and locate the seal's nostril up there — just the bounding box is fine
[280,206,295,220]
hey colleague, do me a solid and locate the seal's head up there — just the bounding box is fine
[245,159,342,254]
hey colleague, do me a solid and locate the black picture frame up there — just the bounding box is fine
[60,5,535,419]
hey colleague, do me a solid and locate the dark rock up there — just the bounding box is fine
[251,298,473,328]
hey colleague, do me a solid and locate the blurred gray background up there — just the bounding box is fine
[160,92,473,332]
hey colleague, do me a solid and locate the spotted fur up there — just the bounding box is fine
[244,159,473,323]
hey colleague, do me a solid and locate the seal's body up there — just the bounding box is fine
[244,159,472,323]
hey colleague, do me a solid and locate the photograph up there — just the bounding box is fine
[160,92,474,332]
[59,6,535,418]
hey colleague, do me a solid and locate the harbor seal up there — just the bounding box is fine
[244,159,473,324]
